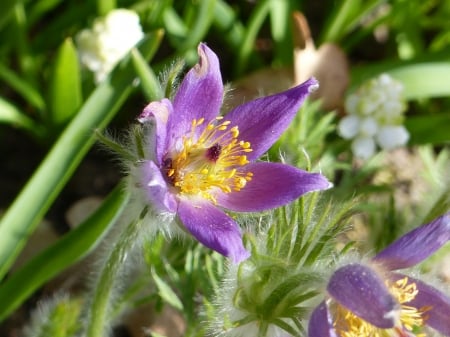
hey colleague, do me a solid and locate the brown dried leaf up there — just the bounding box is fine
[292,11,350,111]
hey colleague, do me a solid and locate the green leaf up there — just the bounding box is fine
[131,48,163,101]
[406,113,450,145]
[321,0,360,43]
[321,0,384,44]
[151,268,184,311]
[388,63,450,100]
[0,0,21,30]
[0,97,42,137]
[47,37,82,127]
[0,31,163,282]
[178,0,216,52]
[96,0,116,16]
[28,0,65,25]
[0,185,128,322]
[236,0,270,75]
[213,0,245,48]
[0,63,45,111]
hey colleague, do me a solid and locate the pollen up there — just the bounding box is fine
[163,117,253,203]
[333,277,430,337]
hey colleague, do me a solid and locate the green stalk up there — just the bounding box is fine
[85,209,147,337]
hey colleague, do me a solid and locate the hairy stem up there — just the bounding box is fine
[85,208,147,337]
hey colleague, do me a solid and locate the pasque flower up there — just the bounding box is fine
[134,43,331,263]
[308,212,450,337]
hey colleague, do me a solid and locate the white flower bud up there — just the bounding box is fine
[359,117,378,137]
[338,115,361,139]
[376,125,410,150]
[76,9,144,83]
[351,137,376,159]
[340,73,409,159]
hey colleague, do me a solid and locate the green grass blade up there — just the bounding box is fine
[0,31,163,282]
[0,97,43,137]
[213,0,245,48]
[178,0,216,52]
[0,185,129,322]
[0,0,20,30]
[0,63,45,111]
[131,48,163,101]
[388,62,450,99]
[236,0,271,75]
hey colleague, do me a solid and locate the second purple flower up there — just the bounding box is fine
[135,43,331,263]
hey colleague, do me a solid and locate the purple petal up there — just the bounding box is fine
[216,162,331,212]
[177,198,250,263]
[167,43,223,146]
[390,273,450,335]
[327,263,398,329]
[138,98,173,164]
[139,160,177,213]
[373,212,450,270]
[308,302,337,337]
[224,78,318,161]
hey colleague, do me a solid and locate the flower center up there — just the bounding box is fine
[163,117,253,203]
[333,277,430,337]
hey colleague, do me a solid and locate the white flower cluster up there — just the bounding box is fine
[338,74,409,159]
[76,9,144,83]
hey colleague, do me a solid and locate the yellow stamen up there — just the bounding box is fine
[333,277,430,337]
[164,118,253,204]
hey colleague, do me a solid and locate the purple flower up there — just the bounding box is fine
[308,212,450,337]
[136,43,331,263]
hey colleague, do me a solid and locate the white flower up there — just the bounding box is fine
[339,74,409,159]
[76,9,144,83]
[352,137,376,160]
[338,115,360,139]
[376,125,409,150]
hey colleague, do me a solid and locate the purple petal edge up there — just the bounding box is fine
[216,162,331,212]
[139,160,177,213]
[167,43,224,148]
[327,263,398,329]
[308,301,337,337]
[225,77,319,161]
[138,99,172,164]
[389,273,450,335]
[177,198,250,263]
[373,213,450,270]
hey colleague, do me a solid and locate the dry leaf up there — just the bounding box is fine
[292,11,349,111]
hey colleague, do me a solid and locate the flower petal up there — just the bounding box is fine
[225,78,318,161]
[138,98,173,164]
[177,198,250,263]
[308,301,337,337]
[139,160,177,213]
[216,162,331,212]
[407,275,450,335]
[351,136,375,159]
[338,115,360,139]
[376,125,409,150]
[167,43,223,145]
[327,263,398,329]
[389,273,450,335]
[373,212,450,270]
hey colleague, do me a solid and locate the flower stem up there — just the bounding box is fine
[85,208,147,337]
